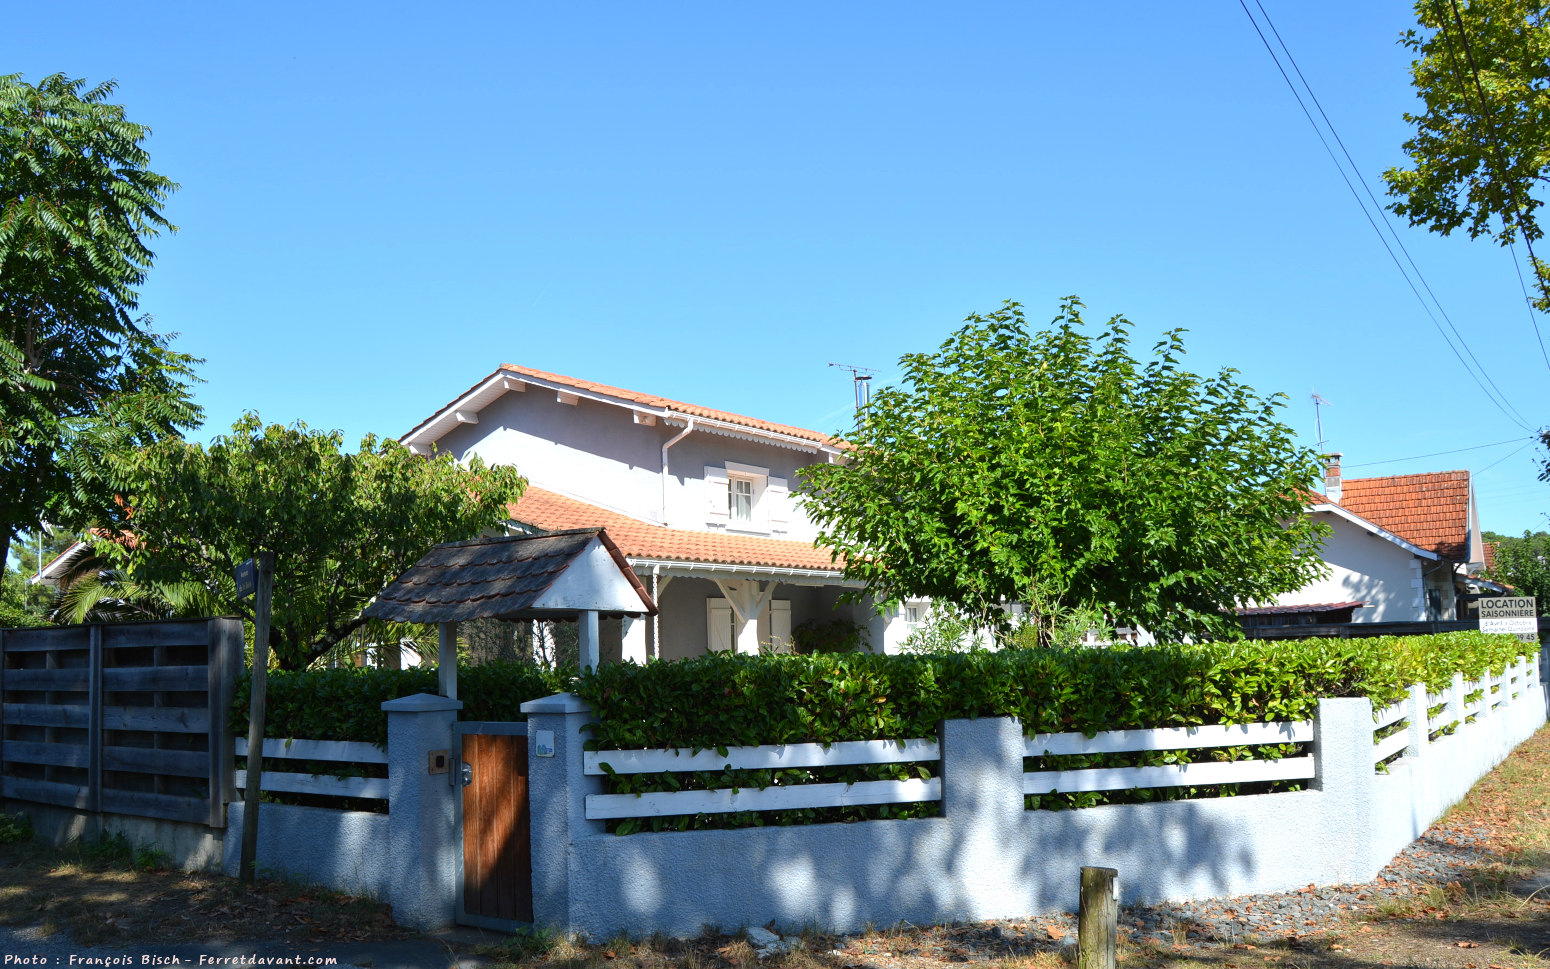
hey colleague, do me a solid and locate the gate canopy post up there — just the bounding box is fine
[438,622,458,699]
[383,692,463,932]
[578,610,600,672]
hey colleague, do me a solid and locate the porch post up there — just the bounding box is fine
[620,616,647,664]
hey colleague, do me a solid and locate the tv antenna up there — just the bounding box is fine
[829,363,878,411]
[1311,392,1331,451]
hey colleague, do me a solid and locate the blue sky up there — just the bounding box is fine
[10,2,1550,534]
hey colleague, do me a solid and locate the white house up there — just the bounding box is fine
[401,364,919,661]
[1241,455,1493,630]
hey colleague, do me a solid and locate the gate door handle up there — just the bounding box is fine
[459,762,473,787]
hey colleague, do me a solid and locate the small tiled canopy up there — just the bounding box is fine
[364,528,657,624]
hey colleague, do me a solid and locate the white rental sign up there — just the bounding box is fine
[1478,596,1539,644]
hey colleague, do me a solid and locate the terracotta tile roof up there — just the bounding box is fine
[1336,471,1471,561]
[1482,540,1498,574]
[498,364,838,447]
[508,487,844,573]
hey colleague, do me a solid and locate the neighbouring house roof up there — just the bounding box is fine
[401,364,844,455]
[509,486,845,574]
[1236,601,1366,616]
[363,529,656,624]
[1337,471,1471,562]
[1481,540,1499,575]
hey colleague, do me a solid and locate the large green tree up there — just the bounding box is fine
[0,73,201,570]
[102,414,527,670]
[1384,0,1550,310]
[1483,528,1550,603]
[800,298,1329,642]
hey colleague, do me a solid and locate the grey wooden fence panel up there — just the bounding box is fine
[102,666,209,692]
[100,788,209,824]
[101,622,214,649]
[104,745,208,777]
[208,618,242,826]
[1,740,91,768]
[3,669,90,691]
[101,706,211,733]
[88,626,102,813]
[1,776,91,810]
[2,618,243,828]
[2,704,89,728]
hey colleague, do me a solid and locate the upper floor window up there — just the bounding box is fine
[706,462,789,534]
[731,476,755,523]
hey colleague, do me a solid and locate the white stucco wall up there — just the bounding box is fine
[1276,511,1427,622]
[433,385,828,540]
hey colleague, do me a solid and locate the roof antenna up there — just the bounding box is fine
[1311,392,1331,451]
[829,363,878,412]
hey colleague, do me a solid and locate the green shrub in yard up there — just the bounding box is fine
[230,662,568,747]
[0,810,32,845]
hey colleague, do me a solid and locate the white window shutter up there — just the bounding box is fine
[705,466,729,524]
[707,599,734,652]
[770,600,792,653]
[766,477,788,527]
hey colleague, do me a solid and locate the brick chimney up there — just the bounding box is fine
[1323,453,1343,503]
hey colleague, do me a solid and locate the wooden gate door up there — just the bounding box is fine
[456,722,532,928]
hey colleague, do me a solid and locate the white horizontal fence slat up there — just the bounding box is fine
[585,738,938,775]
[1372,729,1410,764]
[585,777,940,820]
[1024,721,1311,757]
[1428,711,1455,733]
[1022,755,1315,795]
[1373,701,1408,730]
[233,768,387,800]
[235,737,388,765]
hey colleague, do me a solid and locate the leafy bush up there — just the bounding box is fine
[230,662,568,747]
[573,631,1529,831]
[0,810,32,845]
[789,618,867,655]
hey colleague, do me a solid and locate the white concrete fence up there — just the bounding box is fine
[14,654,1543,939]
[524,653,1545,939]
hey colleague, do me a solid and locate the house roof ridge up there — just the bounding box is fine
[497,363,838,446]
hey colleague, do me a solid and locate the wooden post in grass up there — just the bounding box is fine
[1079,865,1119,969]
[238,551,275,886]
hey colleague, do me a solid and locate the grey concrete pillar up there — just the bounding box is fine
[939,716,1028,921]
[1404,682,1429,759]
[1313,696,1376,882]
[383,692,463,932]
[521,692,605,934]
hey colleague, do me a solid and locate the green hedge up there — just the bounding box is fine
[575,631,1528,749]
[571,632,1532,831]
[230,663,568,748]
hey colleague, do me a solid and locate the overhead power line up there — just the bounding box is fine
[1238,0,1534,432]
[1477,440,1536,475]
[1342,435,1536,468]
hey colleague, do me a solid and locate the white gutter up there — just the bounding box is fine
[625,557,856,585]
[660,418,695,525]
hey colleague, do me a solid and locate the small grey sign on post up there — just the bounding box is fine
[234,559,256,600]
[1479,596,1538,644]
